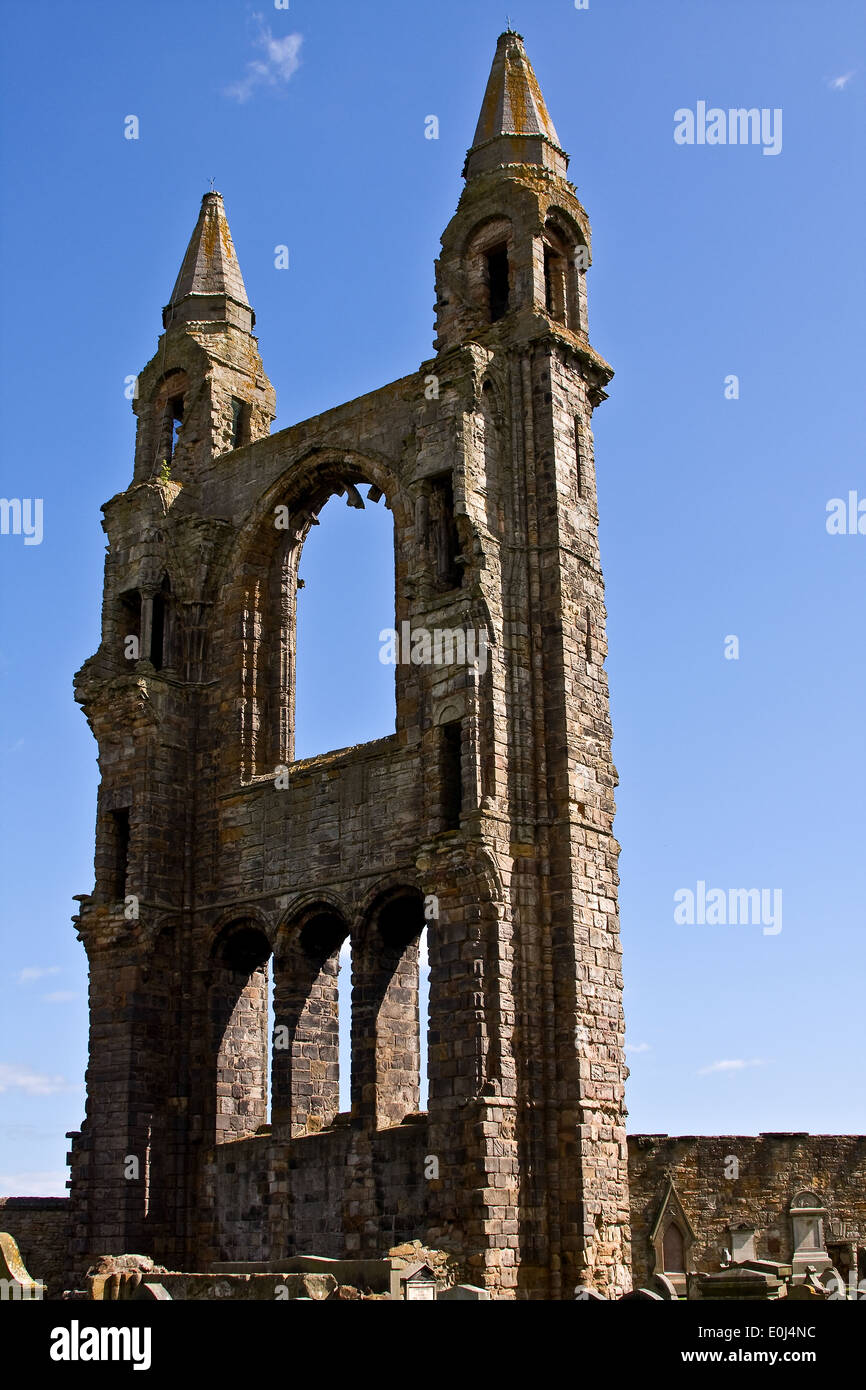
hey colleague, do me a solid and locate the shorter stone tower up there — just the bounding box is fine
[69,31,630,1299]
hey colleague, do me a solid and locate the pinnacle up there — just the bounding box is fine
[162,192,254,331]
[465,31,568,180]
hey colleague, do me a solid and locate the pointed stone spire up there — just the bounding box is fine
[464,31,568,180]
[162,191,255,332]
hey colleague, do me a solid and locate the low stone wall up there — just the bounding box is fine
[202,1120,430,1266]
[0,1197,73,1297]
[628,1134,866,1289]
[6,1134,866,1297]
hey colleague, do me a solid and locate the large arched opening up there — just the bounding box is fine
[294,488,396,758]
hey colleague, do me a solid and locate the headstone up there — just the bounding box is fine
[692,1267,783,1300]
[819,1266,846,1299]
[729,1225,757,1263]
[398,1262,438,1300]
[789,1194,831,1279]
[438,1284,491,1301]
[650,1273,678,1300]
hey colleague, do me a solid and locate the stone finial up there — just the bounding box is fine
[464,31,568,180]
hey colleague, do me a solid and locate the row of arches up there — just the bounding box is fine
[211,886,431,1141]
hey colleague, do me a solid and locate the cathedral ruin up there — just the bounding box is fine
[2,31,863,1302]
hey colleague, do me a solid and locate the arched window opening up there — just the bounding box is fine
[210,924,272,1144]
[337,936,352,1115]
[428,473,463,590]
[464,218,512,330]
[230,396,251,450]
[106,806,130,903]
[544,244,566,322]
[439,719,463,831]
[418,925,430,1111]
[159,394,184,468]
[485,243,510,322]
[480,379,503,535]
[543,220,579,329]
[272,909,348,1136]
[149,575,171,670]
[144,370,189,482]
[119,590,142,663]
[353,890,426,1128]
[662,1222,685,1273]
[294,488,395,760]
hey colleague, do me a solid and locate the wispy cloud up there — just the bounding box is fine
[0,1170,68,1198]
[0,1063,70,1096]
[225,20,302,103]
[626,1042,651,1055]
[698,1057,768,1076]
[828,71,855,90]
[42,991,78,1004]
[18,966,61,983]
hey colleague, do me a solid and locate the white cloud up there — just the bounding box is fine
[225,22,302,103]
[18,966,61,983]
[0,1063,70,1096]
[0,1170,68,1198]
[829,71,855,90]
[625,1042,651,1054]
[41,991,78,1004]
[698,1058,768,1076]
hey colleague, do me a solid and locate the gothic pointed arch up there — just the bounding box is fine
[649,1179,696,1295]
[216,447,407,782]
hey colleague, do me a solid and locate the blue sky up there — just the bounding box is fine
[0,0,863,1196]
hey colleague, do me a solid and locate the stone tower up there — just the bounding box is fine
[69,30,630,1298]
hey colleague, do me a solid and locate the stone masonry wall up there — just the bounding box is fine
[0,1197,73,1297]
[628,1134,866,1289]
[202,1123,429,1267]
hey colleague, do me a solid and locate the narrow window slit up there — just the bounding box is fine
[440,720,463,831]
[109,808,130,902]
[230,397,251,449]
[485,244,510,322]
[429,474,462,589]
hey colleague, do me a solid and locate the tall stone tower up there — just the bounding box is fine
[69,30,630,1298]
